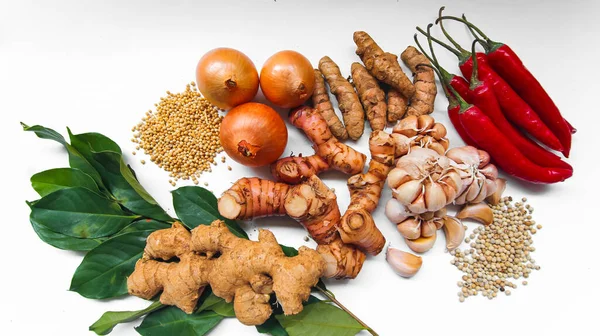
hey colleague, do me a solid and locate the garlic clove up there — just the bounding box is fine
[407,190,427,213]
[471,180,489,205]
[394,180,423,206]
[477,149,491,167]
[387,168,411,189]
[391,133,411,158]
[446,146,480,166]
[484,179,498,199]
[486,178,506,205]
[479,163,499,180]
[397,218,422,240]
[421,220,437,237]
[456,203,494,225]
[417,115,435,131]
[465,179,484,203]
[454,190,468,205]
[438,137,450,151]
[386,247,423,278]
[445,170,463,194]
[393,115,419,137]
[425,182,446,212]
[442,216,465,251]
[405,231,437,253]
[427,141,446,155]
[385,198,411,224]
[429,123,447,140]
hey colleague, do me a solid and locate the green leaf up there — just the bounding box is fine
[118,219,170,235]
[197,292,235,317]
[89,301,164,335]
[280,245,299,257]
[22,123,107,191]
[136,307,224,336]
[69,229,154,299]
[276,301,365,336]
[30,187,138,239]
[171,186,248,239]
[21,122,67,144]
[69,131,172,222]
[30,218,105,251]
[31,168,101,197]
[257,315,289,336]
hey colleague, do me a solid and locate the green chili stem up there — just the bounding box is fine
[438,7,469,54]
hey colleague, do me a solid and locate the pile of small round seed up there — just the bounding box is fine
[451,196,540,302]
[131,82,224,186]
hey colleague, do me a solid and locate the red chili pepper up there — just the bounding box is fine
[442,15,573,157]
[465,40,572,170]
[416,27,571,171]
[448,86,572,184]
[431,19,563,152]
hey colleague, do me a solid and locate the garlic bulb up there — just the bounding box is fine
[447,146,499,205]
[387,147,462,213]
[392,115,449,156]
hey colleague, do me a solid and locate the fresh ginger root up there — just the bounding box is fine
[128,221,325,326]
[312,69,348,140]
[218,175,367,279]
[385,53,408,123]
[271,154,329,184]
[351,62,386,131]
[271,106,366,183]
[318,56,365,140]
[353,31,415,100]
[338,131,395,255]
[400,46,437,116]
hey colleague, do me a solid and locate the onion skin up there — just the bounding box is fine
[220,102,288,167]
[196,48,259,110]
[260,50,315,108]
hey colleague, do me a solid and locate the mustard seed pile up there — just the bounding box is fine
[451,196,540,301]
[132,82,224,186]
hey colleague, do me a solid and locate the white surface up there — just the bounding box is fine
[1,0,599,335]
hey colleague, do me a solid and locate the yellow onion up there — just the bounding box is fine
[260,50,315,108]
[220,102,287,167]
[196,48,259,109]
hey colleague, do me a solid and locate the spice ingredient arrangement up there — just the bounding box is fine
[23,8,574,336]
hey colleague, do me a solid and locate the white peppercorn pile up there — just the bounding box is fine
[132,82,224,186]
[451,196,540,301]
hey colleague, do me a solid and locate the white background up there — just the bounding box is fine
[1,0,599,335]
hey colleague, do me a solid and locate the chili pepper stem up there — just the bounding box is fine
[462,14,491,50]
[436,15,504,52]
[469,40,482,90]
[438,7,470,55]
[416,26,469,62]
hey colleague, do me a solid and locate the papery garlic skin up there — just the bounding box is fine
[447,146,499,206]
[388,147,462,214]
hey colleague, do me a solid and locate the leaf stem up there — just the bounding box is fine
[315,285,378,336]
